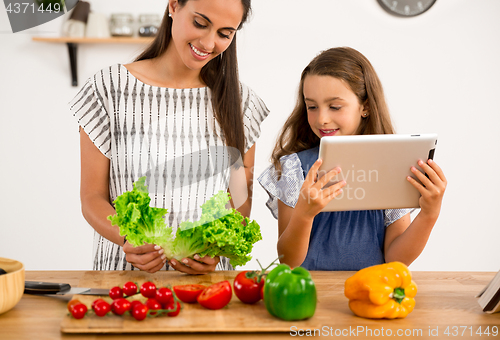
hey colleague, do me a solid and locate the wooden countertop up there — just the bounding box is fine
[0,270,498,339]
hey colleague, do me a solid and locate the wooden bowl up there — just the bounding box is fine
[0,257,25,315]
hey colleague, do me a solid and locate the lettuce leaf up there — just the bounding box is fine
[108,177,171,247]
[108,177,262,267]
[163,190,262,267]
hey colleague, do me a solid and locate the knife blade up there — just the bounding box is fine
[24,281,109,296]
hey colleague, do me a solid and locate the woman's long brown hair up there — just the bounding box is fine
[135,0,252,159]
[271,47,395,175]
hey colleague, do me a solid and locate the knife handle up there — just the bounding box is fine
[24,281,71,294]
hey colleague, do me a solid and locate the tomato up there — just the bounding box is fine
[130,300,143,311]
[173,284,206,303]
[197,281,232,310]
[67,299,82,313]
[146,298,162,315]
[111,298,131,315]
[109,286,123,300]
[93,300,111,317]
[155,287,173,305]
[91,298,105,310]
[260,282,265,301]
[163,299,181,317]
[233,271,265,304]
[132,304,148,321]
[70,303,87,319]
[122,281,138,296]
[140,281,157,299]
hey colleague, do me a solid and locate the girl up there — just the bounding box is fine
[70,0,269,274]
[258,47,446,271]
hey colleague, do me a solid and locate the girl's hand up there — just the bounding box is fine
[407,159,447,220]
[123,242,166,273]
[295,158,346,219]
[169,255,220,275]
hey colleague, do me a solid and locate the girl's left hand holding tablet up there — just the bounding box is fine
[407,159,447,219]
[168,255,220,275]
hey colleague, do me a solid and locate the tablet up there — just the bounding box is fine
[317,133,438,211]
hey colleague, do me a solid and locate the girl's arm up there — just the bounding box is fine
[276,200,315,267]
[79,129,165,273]
[277,159,345,268]
[384,159,447,265]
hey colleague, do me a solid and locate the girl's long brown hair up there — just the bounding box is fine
[271,47,395,174]
[135,0,252,159]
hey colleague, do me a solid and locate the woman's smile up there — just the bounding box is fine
[189,43,211,60]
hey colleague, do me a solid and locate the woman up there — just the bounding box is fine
[70,0,269,274]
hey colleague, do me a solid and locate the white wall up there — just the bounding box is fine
[1,0,499,272]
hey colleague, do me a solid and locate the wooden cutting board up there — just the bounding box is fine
[60,270,343,333]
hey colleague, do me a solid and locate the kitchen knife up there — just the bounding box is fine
[24,281,109,296]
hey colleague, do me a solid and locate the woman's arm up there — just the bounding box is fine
[228,144,256,218]
[79,128,165,273]
[384,159,447,265]
[79,128,122,245]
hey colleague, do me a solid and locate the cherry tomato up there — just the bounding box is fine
[233,271,265,304]
[67,299,82,313]
[140,281,157,299]
[132,304,149,321]
[260,282,265,301]
[130,300,143,311]
[93,300,111,317]
[109,286,123,300]
[91,298,105,311]
[197,281,232,310]
[173,284,206,303]
[122,281,138,296]
[163,299,181,317]
[70,303,87,319]
[111,298,131,315]
[155,287,173,305]
[146,298,162,315]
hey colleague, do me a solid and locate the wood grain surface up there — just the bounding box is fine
[0,270,498,340]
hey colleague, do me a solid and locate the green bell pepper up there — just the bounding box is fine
[264,264,317,321]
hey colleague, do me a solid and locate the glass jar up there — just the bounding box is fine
[138,14,160,37]
[109,14,134,37]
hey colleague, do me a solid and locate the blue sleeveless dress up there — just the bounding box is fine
[297,147,385,270]
[258,147,412,271]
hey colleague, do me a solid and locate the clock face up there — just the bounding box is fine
[377,0,437,17]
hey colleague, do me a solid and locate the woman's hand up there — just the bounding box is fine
[168,255,220,275]
[123,242,166,273]
[407,159,447,220]
[294,158,346,219]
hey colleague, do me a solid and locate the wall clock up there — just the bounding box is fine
[377,0,437,17]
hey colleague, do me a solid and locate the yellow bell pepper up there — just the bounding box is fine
[344,261,417,319]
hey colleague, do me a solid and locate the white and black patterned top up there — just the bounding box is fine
[69,64,270,271]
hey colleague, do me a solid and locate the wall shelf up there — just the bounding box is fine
[32,37,154,86]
